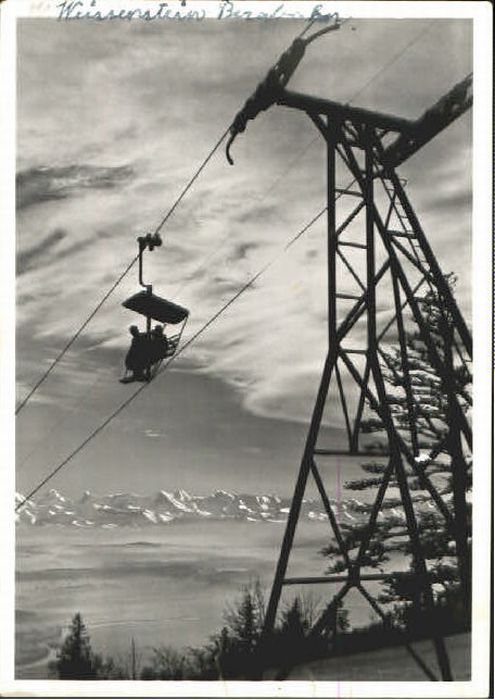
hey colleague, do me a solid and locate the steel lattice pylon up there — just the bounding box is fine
[258,121,471,681]
[265,123,471,680]
[226,34,472,680]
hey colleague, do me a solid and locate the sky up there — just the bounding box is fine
[14,15,473,498]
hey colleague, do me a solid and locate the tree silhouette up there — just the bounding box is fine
[51,613,99,680]
[323,277,472,627]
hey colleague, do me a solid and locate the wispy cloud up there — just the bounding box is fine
[16,164,134,211]
[17,227,66,274]
[15,17,472,428]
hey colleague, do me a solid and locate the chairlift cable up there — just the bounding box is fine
[17,168,359,485]
[255,19,436,197]
[15,21,435,487]
[16,379,150,512]
[16,370,104,475]
[156,209,328,373]
[15,254,139,416]
[179,19,434,294]
[14,18,328,417]
[15,129,230,416]
[15,202,330,513]
[347,20,433,104]
[17,175,347,477]
[165,19,431,304]
[172,137,318,298]
[151,127,230,237]
[297,17,318,39]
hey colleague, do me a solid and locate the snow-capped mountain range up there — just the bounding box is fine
[15,488,372,529]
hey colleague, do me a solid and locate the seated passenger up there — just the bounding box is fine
[151,324,169,360]
[124,325,148,381]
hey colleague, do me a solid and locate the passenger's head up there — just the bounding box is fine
[129,325,139,337]
[154,324,163,336]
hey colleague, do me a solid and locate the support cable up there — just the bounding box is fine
[151,127,230,237]
[15,21,441,482]
[15,254,138,415]
[14,17,323,417]
[15,205,327,512]
[18,175,360,480]
[349,21,432,104]
[250,19,436,218]
[173,136,319,297]
[15,128,230,416]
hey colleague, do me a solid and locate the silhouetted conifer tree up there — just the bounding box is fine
[51,613,99,680]
[323,277,471,629]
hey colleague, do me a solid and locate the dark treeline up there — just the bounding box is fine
[49,577,469,681]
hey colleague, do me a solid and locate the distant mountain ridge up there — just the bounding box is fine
[15,488,371,529]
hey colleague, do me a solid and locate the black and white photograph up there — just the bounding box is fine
[0,0,492,695]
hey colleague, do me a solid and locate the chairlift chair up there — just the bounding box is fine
[120,233,189,384]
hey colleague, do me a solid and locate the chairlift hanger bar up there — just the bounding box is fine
[123,232,189,325]
[226,23,473,168]
[137,232,162,293]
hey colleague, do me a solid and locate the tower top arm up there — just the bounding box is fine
[383,74,473,168]
[226,32,473,168]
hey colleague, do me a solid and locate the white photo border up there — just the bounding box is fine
[1,0,492,697]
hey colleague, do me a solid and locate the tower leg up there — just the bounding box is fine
[361,133,452,681]
[262,121,339,642]
[262,351,335,639]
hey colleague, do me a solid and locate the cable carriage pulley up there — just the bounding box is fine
[120,233,189,384]
[225,20,344,165]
